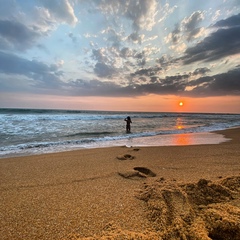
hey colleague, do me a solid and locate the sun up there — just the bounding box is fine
[179,101,184,107]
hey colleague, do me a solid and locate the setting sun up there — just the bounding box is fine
[179,101,184,106]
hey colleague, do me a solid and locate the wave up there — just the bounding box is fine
[1,108,240,158]
[0,108,91,115]
[65,131,117,137]
[1,108,239,122]
[1,121,239,156]
[1,115,238,126]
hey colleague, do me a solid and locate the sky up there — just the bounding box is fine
[0,0,240,113]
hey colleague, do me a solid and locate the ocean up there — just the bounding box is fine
[0,108,240,158]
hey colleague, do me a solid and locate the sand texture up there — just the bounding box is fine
[0,128,240,239]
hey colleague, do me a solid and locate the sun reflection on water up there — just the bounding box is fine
[173,133,193,145]
[176,117,184,130]
[174,117,193,145]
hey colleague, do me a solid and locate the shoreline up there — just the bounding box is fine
[1,127,238,159]
[0,127,240,239]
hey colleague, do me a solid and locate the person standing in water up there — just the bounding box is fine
[124,116,132,133]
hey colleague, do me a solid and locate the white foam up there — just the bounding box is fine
[79,132,231,148]
[125,132,230,147]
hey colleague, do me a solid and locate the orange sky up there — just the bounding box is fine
[1,93,239,114]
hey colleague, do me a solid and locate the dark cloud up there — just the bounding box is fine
[69,78,183,97]
[131,48,157,67]
[68,32,77,43]
[156,55,173,70]
[131,66,162,77]
[186,27,202,41]
[183,11,204,32]
[181,13,240,64]
[185,67,240,96]
[192,67,210,75]
[182,23,240,64]
[69,78,128,96]
[168,11,204,45]
[182,11,204,41]
[0,20,41,51]
[171,24,181,44]
[120,47,133,58]
[92,49,107,63]
[94,62,116,78]
[91,48,119,78]
[68,70,190,97]
[130,65,239,97]
[58,65,240,98]
[128,32,143,44]
[212,13,240,28]
[0,51,63,89]
[106,28,123,47]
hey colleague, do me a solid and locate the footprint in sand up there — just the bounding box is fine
[133,167,156,177]
[118,167,156,179]
[116,148,140,160]
[116,154,135,160]
[133,148,140,151]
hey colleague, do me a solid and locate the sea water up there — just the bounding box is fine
[0,108,239,158]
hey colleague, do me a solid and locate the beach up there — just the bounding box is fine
[0,128,240,239]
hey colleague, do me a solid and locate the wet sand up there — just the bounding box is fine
[0,128,240,239]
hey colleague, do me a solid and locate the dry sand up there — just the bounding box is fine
[0,128,240,239]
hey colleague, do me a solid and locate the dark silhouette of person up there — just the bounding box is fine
[124,116,132,133]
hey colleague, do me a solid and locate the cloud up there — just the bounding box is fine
[68,32,78,43]
[131,67,161,78]
[94,62,117,78]
[212,13,240,28]
[104,27,124,47]
[0,20,41,51]
[166,11,205,46]
[68,78,179,97]
[69,78,126,96]
[91,0,157,31]
[186,67,240,96]
[92,48,108,63]
[181,11,204,41]
[130,66,240,97]
[0,51,64,90]
[124,0,157,31]
[169,24,181,44]
[4,52,236,98]
[182,14,240,64]
[192,67,210,75]
[0,1,239,103]
[156,55,173,70]
[0,0,79,52]
[128,32,145,44]
[157,3,177,23]
[91,47,131,78]
[120,48,134,58]
[38,0,78,26]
